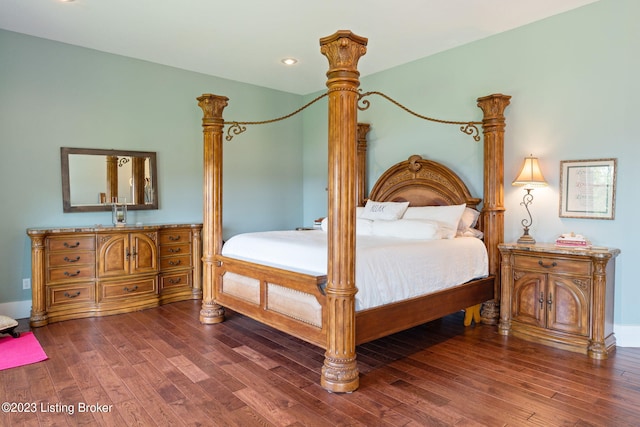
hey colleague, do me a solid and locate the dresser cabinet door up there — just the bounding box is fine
[98,234,129,277]
[130,232,158,274]
[98,232,158,277]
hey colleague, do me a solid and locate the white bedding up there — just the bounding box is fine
[221,230,488,312]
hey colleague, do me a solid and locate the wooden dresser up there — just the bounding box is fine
[27,223,202,327]
[498,243,619,359]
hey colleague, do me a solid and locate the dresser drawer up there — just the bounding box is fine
[47,265,96,283]
[48,251,96,268]
[160,272,192,291]
[48,283,95,307]
[159,230,191,245]
[513,254,591,276]
[47,236,95,252]
[101,277,157,300]
[160,254,192,270]
[159,243,191,257]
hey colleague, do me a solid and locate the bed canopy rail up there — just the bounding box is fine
[197,30,510,393]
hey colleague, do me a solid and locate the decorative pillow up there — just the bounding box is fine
[459,227,484,239]
[371,219,442,240]
[320,217,373,235]
[458,207,480,232]
[360,200,410,221]
[402,204,466,239]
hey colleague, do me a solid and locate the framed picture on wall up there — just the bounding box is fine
[559,158,617,219]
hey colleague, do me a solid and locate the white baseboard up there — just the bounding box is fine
[1,298,638,348]
[614,325,640,348]
[0,300,31,320]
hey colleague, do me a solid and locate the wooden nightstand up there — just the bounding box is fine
[498,243,620,359]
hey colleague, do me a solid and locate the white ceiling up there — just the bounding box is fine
[0,0,598,95]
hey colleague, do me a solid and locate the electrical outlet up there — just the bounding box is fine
[22,278,31,290]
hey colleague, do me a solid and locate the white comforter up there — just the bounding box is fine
[221,230,488,311]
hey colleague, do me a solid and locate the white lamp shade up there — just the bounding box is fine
[512,156,548,189]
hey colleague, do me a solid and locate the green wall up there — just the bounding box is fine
[0,29,303,311]
[303,0,639,336]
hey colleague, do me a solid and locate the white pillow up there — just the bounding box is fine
[320,217,373,235]
[402,204,466,239]
[371,219,442,240]
[360,200,410,221]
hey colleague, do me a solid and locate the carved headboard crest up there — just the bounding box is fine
[407,155,423,172]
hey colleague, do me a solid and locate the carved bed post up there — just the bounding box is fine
[197,94,229,324]
[477,94,511,324]
[319,30,368,393]
[356,123,370,207]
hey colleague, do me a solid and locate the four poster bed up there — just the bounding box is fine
[197,31,510,393]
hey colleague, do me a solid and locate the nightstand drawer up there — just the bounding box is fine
[513,254,591,276]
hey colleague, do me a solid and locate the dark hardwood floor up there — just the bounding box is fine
[2,300,639,426]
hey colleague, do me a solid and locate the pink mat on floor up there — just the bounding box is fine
[0,332,48,370]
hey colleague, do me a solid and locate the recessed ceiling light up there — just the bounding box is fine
[281,58,298,66]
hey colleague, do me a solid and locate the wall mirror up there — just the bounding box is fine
[61,147,158,212]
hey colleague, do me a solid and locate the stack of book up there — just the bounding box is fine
[555,233,591,248]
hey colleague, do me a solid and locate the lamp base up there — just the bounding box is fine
[517,228,536,245]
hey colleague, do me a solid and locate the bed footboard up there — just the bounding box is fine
[214,256,328,348]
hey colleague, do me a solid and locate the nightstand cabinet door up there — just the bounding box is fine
[512,271,546,328]
[547,274,590,337]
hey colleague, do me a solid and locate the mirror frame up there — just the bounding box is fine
[61,147,158,213]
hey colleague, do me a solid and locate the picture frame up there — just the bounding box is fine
[559,158,617,219]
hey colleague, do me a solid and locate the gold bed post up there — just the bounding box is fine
[477,94,511,324]
[319,30,368,393]
[197,94,229,324]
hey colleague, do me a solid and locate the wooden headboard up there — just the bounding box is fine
[367,154,481,209]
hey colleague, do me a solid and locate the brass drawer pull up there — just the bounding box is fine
[64,241,80,249]
[64,270,81,277]
[123,285,139,293]
[168,278,182,284]
[168,235,181,241]
[169,260,182,266]
[63,291,81,298]
[64,256,81,263]
[168,248,181,253]
[538,260,557,269]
